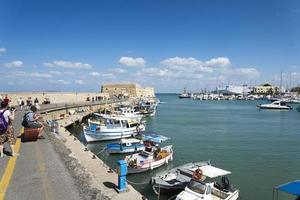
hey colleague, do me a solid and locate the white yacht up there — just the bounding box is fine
[257,100,292,110]
[176,165,239,200]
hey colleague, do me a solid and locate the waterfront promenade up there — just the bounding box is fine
[0,101,142,200]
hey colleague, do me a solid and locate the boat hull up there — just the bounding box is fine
[127,153,173,174]
[107,143,145,154]
[257,105,292,110]
[83,126,144,142]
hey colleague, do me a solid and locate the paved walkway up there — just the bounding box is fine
[0,109,81,200]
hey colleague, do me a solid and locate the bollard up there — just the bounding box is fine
[116,160,128,193]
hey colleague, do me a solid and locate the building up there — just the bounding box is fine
[253,83,279,95]
[215,85,251,95]
[101,83,155,98]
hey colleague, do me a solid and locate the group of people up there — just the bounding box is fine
[0,95,45,158]
[17,97,40,111]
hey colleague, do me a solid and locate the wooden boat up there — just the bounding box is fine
[125,145,173,174]
[106,133,169,154]
[106,138,144,154]
[83,115,145,142]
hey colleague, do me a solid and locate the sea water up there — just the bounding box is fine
[69,94,300,200]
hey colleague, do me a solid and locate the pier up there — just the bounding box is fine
[0,98,143,200]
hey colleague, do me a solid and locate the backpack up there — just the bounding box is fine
[0,110,8,132]
[22,112,33,127]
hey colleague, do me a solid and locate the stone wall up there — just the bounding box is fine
[0,92,109,106]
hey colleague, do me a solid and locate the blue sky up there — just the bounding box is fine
[0,0,300,92]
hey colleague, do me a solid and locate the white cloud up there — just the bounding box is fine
[0,48,6,55]
[4,60,23,68]
[43,60,92,69]
[30,72,52,78]
[232,68,260,78]
[205,57,231,68]
[90,72,100,76]
[109,68,126,73]
[50,79,70,85]
[75,80,84,85]
[102,73,116,79]
[49,71,62,75]
[119,56,146,67]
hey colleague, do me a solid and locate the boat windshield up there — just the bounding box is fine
[187,179,206,194]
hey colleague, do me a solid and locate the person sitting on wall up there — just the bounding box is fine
[22,105,45,139]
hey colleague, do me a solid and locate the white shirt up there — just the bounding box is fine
[0,109,13,123]
[18,98,22,105]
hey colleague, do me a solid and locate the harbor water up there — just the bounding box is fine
[68,94,300,200]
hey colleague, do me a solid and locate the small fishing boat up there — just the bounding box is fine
[176,165,239,200]
[125,145,173,174]
[83,115,145,142]
[257,100,292,110]
[106,138,144,154]
[106,132,169,154]
[151,161,211,195]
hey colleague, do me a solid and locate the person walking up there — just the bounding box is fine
[0,101,18,157]
[34,97,40,110]
[18,97,23,110]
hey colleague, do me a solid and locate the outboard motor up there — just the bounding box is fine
[221,176,230,191]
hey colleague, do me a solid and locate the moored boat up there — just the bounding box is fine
[83,116,145,142]
[151,161,211,195]
[257,100,292,110]
[176,165,239,200]
[125,145,173,174]
[106,138,145,154]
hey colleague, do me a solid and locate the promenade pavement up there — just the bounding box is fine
[0,106,82,200]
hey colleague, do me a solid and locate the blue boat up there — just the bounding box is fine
[142,133,169,144]
[106,138,145,154]
[106,133,169,154]
[273,180,300,200]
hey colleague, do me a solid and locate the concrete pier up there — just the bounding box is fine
[0,100,143,200]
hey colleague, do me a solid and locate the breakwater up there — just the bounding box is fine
[0,92,109,105]
[40,100,143,200]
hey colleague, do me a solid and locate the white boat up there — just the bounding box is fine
[106,138,145,154]
[176,165,239,200]
[125,145,173,174]
[257,100,292,110]
[83,116,145,142]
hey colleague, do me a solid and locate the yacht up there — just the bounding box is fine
[257,100,292,110]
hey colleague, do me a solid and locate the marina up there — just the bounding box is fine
[68,93,300,200]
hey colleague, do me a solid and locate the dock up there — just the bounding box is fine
[0,100,143,200]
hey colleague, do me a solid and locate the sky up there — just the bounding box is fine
[0,0,300,93]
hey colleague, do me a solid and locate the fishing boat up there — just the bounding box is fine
[106,133,169,154]
[151,161,211,195]
[125,145,173,174]
[257,100,292,110]
[83,115,145,142]
[106,138,144,154]
[176,165,239,200]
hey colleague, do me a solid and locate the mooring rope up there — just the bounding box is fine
[126,179,150,185]
[96,147,107,155]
